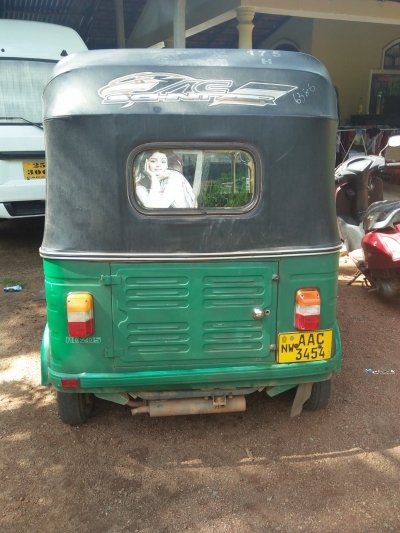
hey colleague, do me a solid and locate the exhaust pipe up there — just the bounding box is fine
[131,396,246,417]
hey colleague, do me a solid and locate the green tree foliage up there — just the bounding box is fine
[197,172,252,208]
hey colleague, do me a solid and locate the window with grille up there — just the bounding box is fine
[383,41,400,70]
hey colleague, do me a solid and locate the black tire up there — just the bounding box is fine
[56,391,94,425]
[303,380,331,411]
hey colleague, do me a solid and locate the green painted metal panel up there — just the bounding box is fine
[110,262,279,369]
[43,259,114,375]
[42,254,342,393]
[276,253,339,333]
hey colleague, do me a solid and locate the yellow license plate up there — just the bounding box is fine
[23,161,46,180]
[277,330,333,363]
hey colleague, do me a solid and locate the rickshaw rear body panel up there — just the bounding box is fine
[42,254,340,393]
[40,49,342,418]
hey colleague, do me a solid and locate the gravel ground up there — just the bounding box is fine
[0,218,399,533]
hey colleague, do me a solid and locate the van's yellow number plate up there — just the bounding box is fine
[277,330,333,363]
[23,161,46,180]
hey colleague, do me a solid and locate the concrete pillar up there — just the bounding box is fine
[236,6,255,49]
[114,0,125,48]
[173,0,186,48]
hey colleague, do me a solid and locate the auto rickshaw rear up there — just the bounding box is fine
[40,48,341,424]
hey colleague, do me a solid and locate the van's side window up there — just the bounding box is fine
[132,149,255,210]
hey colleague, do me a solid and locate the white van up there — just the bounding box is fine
[0,20,87,218]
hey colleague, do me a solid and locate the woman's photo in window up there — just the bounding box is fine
[134,150,196,208]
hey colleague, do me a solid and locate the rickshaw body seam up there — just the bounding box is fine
[39,245,342,261]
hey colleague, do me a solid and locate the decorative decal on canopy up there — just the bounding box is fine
[98,72,297,108]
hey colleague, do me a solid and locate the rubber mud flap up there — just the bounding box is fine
[290,382,312,417]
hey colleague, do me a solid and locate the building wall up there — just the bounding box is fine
[259,17,400,125]
[259,17,313,54]
[312,19,400,124]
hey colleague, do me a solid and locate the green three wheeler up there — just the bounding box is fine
[40,48,342,424]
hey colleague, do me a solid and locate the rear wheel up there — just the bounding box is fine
[303,380,331,411]
[57,391,94,425]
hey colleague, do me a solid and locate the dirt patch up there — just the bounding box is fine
[0,218,399,533]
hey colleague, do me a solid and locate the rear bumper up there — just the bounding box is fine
[0,200,45,217]
[0,179,46,218]
[48,356,338,392]
[46,353,341,394]
[42,323,342,394]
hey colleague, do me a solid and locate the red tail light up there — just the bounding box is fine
[295,288,320,330]
[67,293,94,337]
[61,378,80,389]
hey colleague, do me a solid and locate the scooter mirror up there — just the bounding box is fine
[387,135,400,148]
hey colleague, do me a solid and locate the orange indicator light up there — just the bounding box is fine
[67,293,94,337]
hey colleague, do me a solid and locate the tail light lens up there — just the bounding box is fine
[61,378,80,389]
[295,288,320,330]
[67,293,94,337]
[380,235,400,261]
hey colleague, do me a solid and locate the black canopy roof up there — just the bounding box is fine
[41,48,340,260]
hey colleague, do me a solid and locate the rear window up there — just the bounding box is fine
[130,148,255,212]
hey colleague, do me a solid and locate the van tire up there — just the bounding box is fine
[57,391,94,425]
[303,380,331,411]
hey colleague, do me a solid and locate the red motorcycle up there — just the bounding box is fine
[335,135,400,298]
